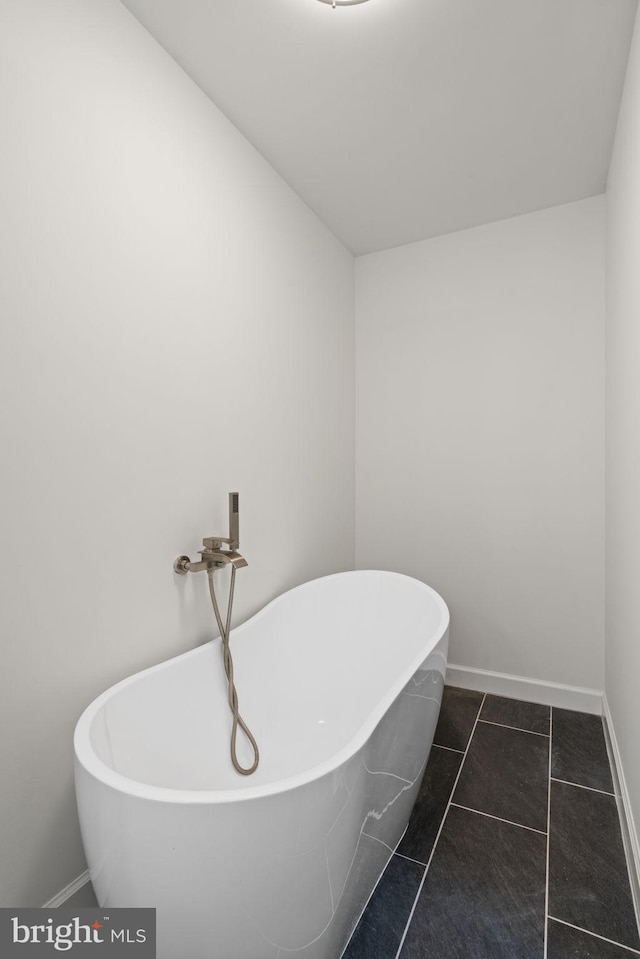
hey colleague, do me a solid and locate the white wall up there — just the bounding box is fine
[356,198,605,691]
[0,0,354,906]
[606,1,640,862]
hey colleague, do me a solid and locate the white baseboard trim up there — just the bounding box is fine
[446,663,603,714]
[42,871,91,908]
[602,695,640,933]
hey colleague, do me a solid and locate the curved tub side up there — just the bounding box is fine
[74,571,450,804]
[75,629,448,959]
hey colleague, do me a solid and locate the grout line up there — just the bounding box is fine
[393,693,487,959]
[548,916,640,956]
[449,802,547,836]
[550,777,616,798]
[337,827,398,959]
[544,707,553,959]
[394,850,429,868]
[432,742,465,754]
[478,718,550,738]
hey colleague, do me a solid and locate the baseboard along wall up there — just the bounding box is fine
[42,870,94,908]
[446,663,603,714]
[602,695,640,938]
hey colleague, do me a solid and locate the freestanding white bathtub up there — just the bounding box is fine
[74,570,449,959]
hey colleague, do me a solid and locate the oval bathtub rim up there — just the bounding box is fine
[74,569,450,806]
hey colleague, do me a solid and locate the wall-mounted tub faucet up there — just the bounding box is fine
[174,492,248,574]
[173,492,258,776]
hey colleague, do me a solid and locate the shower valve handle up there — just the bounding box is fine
[203,536,231,550]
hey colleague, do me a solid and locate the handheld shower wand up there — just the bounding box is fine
[173,492,259,775]
[229,492,239,550]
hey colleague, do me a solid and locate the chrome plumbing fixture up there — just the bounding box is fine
[174,492,247,575]
[174,493,259,776]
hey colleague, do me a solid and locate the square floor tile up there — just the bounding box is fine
[399,805,546,959]
[397,744,463,865]
[433,686,484,752]
[551,708,614,793]
[548,780,640,951]
[480,694,550,735]
[453,721,549,832]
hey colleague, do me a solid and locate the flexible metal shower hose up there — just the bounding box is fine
[207,565,260,776]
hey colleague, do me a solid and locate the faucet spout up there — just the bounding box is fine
[199,547,248,570]
[173,549,247,574]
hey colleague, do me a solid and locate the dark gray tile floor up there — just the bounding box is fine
[343,688,640,959]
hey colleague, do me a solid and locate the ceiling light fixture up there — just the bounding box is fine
[317,0,371,7]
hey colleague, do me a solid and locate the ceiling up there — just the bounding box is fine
[119,0,638,255]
